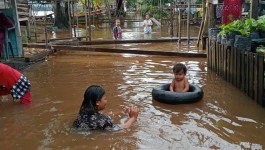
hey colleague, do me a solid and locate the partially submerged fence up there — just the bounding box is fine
[207,39,265,106]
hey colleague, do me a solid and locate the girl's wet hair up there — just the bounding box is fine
[80,85,105,113]
[173,63,187,74]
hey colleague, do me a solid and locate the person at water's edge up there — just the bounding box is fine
[113,19,122,40]
[0,63,32,105]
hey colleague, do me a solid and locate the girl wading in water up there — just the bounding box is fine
[73,85,139,130]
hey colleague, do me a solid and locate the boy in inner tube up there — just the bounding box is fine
[169,63,189,92]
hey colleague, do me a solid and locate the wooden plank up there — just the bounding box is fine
[249,52,254,98]
[246,52,249,95]
[254,53,258,102]
[258,55,264,106]
[236,48,241,88]
[241,51,246,92]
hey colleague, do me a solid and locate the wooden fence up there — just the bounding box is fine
[207,39,265,106]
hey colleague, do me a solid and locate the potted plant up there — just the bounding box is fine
[245,18,260,39]
[257,15,265,38]
[234,26,252,51]
[256,45,265,54]
[208,28,221,41]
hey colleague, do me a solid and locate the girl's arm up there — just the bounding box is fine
[182,78,190,92]
[121,107,139,129]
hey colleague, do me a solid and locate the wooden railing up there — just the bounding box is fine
[207,39,265,106]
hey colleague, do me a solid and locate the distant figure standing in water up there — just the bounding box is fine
[143,13,153,34]
[113,19,122,40]
[0,63,31,105]
[73,85,140,130]
[170,63,189,92]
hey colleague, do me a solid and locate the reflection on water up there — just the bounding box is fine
[0,51,265,149]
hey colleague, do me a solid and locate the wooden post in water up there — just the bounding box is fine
[44,3,48,48]
[160,0,162,29]
[68,0,72,38]
[249,53,254,98]
[187,0,190,44]
[178,9,182,43]
[206,39,210,67]
[254,53,258,102]
[250,0,259,20]
[224,45,227,79]
[170,2,174,37]
[258,55,265,106]
[88,0,91,41]
[241,51,246,92]
[85,0,88,41]
[246,52,249,95]
[236,48,241,88]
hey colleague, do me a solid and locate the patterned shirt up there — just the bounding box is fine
[73,106,117,130]
[10,75,31,101]
[143,19,153,33]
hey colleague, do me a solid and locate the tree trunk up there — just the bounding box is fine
[54,1,69,29]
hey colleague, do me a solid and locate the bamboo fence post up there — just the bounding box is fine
[254,53,258,102]
[246,52,249,95]
[241,51,246,92]
[258,54,264,106]
[249,52,254,98]
[236,48,241,88]
[224,45,227,79]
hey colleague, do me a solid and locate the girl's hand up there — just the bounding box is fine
[128,107,139,119]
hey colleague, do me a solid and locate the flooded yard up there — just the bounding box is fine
[0,51,264,149]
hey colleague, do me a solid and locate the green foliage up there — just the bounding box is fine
[219,20,249,36]
[256,45,265,54]
[257,15,265,31]
[195,0,202,4]
[151,7,170,20]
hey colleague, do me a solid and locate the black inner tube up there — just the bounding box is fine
[152,83,204,104]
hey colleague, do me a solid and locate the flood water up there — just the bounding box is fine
[0,50,265,149]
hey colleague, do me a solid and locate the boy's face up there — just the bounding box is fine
[174,69,185,81]
[145,15,150,20]
[116,20,120,26]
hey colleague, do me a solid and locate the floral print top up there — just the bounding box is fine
[73,106,114,130]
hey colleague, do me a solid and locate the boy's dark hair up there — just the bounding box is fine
[173,63,187,74]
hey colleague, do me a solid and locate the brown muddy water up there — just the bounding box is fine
[0,51,265,149]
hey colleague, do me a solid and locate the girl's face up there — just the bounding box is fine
[96,94,107,111]
[145,15,150,20]
[174,69,185,81]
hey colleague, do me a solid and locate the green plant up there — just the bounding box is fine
[256,45,265,54]
[257,15,265,31]
[219,20,250,36]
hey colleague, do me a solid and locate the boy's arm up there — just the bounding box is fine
[149,20,153,26]
[113,27,116,39]
[182,78,189,92]
[169,80,174,92]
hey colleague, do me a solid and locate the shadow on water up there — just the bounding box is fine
[1,51,264,149]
